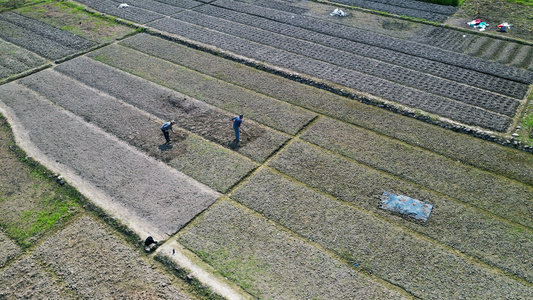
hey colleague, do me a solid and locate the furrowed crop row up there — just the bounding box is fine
[149,17,511,132]
[0,13,96,51]
[231,168,533,299]
[267,139,533,282]
[301,117,533,229]
[104,0,185,15]
[17,68,257,194]
[0,20,80,60]
[56,55,289,163]
[0,40,46,69]
[178,9,521,116]
[119,33,533,186]
[154,0,207,9]
[194,4,528,99]
[334,0,458,14]
[327,0,454,21]
[75,0,165,24]
[212,0,533,84]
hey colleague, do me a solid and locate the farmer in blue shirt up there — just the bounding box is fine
[231,114,244,142]
[161,121,177,143]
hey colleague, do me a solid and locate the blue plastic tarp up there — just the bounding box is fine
[380,191,433,222]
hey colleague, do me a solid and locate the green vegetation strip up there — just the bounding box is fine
[178,198,407,299]
[18,68,256,193]
[301,117,533,229]
[231,168,532,299]
[56,55,288,163]
[0,115,81,249]
[120,33,533,186]
[268,139,533,282]
[15,1,135,43]
[88,44,316,135]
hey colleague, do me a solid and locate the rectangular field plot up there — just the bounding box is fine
[178,199,407,299]
[267,140,533,282]
[0,82,220,238]
[75,0,165,24]
[33,217,194,299]
[55,56,288,163]
[18,68,257,194]
[148,16,512,132]
[301,117,533,229]
[231,168,533,299]
[118,34,533,186]
[0,39,47,80]
[0,256,68,298]
[88,44,316,135]
[176,8,520,116]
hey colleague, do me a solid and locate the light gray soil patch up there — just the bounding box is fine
[178,198,408,300]
[268,139,533,282]
[18,67,257,194]
[231,168,533,299]
[88,44,316,135]
[0,256,70,299]
[0,230,20,268]
[66,53,289,163]
[120,33,533,186]
[0,82,219,237]
[300,117,533,229]
[34,216,196,299]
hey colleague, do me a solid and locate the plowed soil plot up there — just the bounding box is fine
[146,0,532,132]
[0,12,96,60]
[318,0,457,22]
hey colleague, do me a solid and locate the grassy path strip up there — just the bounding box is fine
[214,0,532,83]
[231,168,533,299]
[121,33,533,186]
[193,4,527,100]
[31,216,196,299]
[178,198,408,299]
[268,139,533,282]
[178,8,520,116]
[0,82,219,238]
[57,55,288,163]
[18,68,257,194]
[147,17,511,132]
[88,44,316,136]
[301,117,533,229]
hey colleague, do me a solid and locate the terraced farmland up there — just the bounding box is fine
[1,0,532,299]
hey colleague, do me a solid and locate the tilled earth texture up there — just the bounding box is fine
[0,0,532,299]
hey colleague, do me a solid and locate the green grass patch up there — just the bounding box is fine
[15,1,134,43]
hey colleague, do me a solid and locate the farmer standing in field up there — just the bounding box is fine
[161,120,177,143]
[231,114,244,142]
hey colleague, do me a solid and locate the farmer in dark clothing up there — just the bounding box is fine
[161,121,176,143]
[231,114,244,142]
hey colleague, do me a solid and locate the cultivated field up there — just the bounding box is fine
[0,0,532,299]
